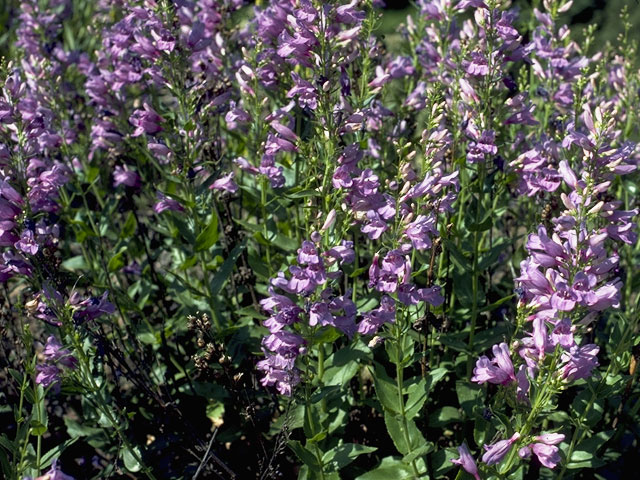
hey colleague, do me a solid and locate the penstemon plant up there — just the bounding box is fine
[0,0,638,479]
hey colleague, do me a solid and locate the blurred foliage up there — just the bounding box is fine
[377,0,640,57]
[1,0,639,59]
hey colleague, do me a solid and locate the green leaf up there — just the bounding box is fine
[383,410,426,456]
[60,255,87,271]
[429,448,458,477]
[372,364,400,413]
[385,335,415,367]
[569,430,615,468]
[40,438,78,469]
[64,418,104,438]
[120,212,137,239]
[313,327,342,345]
[404,379,427,419]
[210,241,246,296]
[402,443,434,464]
[467,216,493,232]
[323,341,370,386]
[456,381,484,418]
[322,443,377,470]
[8,369,24,386]
[443,238,470,272]
[425,367,448,396]
[479,294,516,313]
[570,389,604,427]
[303,404,324,440]
[286,189,320,198]
[194,213,219,252]
[355,456,414,480]
[477,239,510,271]
[289,441,320,469]
[107,247,126,272]
[324,360,359,387]
[122,447,142,473]
[0,435,17,456]
[428,406,462,427]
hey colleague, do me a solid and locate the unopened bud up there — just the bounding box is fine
[320,209,337,232]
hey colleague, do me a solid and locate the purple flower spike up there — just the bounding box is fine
[451,443,481,480]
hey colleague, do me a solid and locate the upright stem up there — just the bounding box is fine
[466,163,486,376]
[393,327,420,479]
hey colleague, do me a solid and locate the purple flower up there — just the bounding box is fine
[326,241,355,265]
[404,214,437,250]
[15,229,38,255]
[210,172,239,194]
[297,240,321,265]
[70,291,116,322]
[287,266,317,295]
[531,443,562,469]
[308,301,333,327]
[516,365,531,403]
[43,336,77,369]
[560,344,599,381]
[225,104,250,130]
[457,0,488,10]
[154,193,184,213]
[361,213,388,240]
[262,331,305,356]
[550,283,578,311]
[357,296,395,335]
[550,318,574,349]
[467,130,497,163]
[472,343,516,385]
[482,432,521,465]
[129,102,163,137]
[113,165,141,188]
[535,433,565,445]
[259,155,285,188]
[467,52,489,76]
[257,354,301,397]
[35,364,61,390]
[451,443,481,480]
[335,0,365,24]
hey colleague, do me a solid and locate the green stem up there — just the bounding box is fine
[393,327,421,479]
[466,163,486,377]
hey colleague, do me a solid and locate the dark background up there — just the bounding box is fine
[379,0,640,49]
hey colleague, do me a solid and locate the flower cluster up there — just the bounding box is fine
[469,100,637,473]
[258,238,356,396]
[35,336,77,392]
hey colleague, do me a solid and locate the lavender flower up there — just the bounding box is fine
[113,165,142,189]
[472,343,516,385]
[482,432,521,465]
[210,172,239,194]
[451,443,481,480]
[130,103,163,137]
[154,193,184,213]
